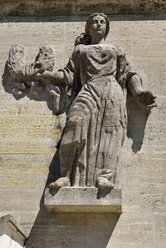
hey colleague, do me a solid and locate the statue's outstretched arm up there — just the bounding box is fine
[128,74,157,111]
[34,70,66,87]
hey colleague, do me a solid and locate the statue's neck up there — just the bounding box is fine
[91,36,105,45]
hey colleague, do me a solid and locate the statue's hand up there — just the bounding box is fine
[33,72,44,82]
[9,69,24,80]
[137,91,157,110]
[24,62,45,80]
[32,71,50,83]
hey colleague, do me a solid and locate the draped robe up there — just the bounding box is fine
[58,43,138,187]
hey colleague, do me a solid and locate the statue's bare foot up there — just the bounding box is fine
[48,177,70,190]
[96,177,114,191]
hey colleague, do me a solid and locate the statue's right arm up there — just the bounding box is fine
[34,46,79,88]
[35,70,66,87]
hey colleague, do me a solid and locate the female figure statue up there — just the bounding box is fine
[34,13,156,191]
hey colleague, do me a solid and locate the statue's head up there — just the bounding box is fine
[85,13,110,40]
[75,13,110,46]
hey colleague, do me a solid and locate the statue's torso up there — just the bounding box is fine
[74,44,118,85]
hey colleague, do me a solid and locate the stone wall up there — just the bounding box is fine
[0,3,166,248]
[1,0,166,16]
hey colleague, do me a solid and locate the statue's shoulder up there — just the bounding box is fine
[74,44,85,52]
[72,44,86,57]
[103,43,125,56]
[112,44,126,56]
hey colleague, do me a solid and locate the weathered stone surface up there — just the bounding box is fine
[0,214,27,248]
[26,210,120,248]
[106,212,155,248]
[154,214,166,248]
[44,187,122,212]
[0,8,165,248]
[1,0,166,16]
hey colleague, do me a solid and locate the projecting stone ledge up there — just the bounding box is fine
[44,187,122,213]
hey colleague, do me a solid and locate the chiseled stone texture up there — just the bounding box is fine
[0,13,166,248]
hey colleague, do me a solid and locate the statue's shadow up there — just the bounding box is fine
[126,92,149,153]
[26,210,120,248]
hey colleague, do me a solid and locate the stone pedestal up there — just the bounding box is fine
[44,187,122,213]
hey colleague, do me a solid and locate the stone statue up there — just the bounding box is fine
[5,13,156,191]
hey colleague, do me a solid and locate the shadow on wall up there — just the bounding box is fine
[26,211,121,248]
[126,92,149,153]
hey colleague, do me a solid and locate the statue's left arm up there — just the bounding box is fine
[116,50,156,112]
[128,74,156,111]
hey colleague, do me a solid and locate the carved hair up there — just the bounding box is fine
[75,13,110,46]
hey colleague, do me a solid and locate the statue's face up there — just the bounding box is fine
[89,15,107,39]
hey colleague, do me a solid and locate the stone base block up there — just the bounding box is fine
[44,187,122,213]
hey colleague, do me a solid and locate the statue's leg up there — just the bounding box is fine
[49,102,90,189]
[94,91,126,191]
[48,143,78,189]
[48,140,80,189]
[96,127,125,191]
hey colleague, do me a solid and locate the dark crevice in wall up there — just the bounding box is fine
[1,0,166,17]
[1,14,166,23]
